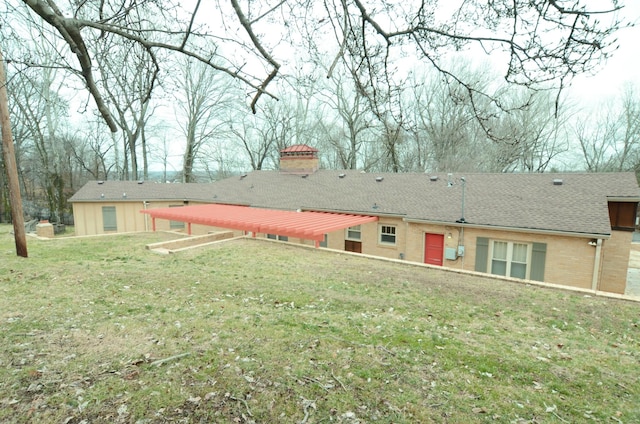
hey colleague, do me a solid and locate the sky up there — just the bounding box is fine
[568,1,640,105]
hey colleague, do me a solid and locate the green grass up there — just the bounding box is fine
[0,225,639,423]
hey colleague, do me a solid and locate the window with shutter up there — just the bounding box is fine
[530,243,547,281]
[476,237,547,282]
[475,237,489,273]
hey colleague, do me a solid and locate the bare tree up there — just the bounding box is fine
[615,85,640,172]
[316,71,376,170]
[172,58,236,182]
[3,0,622,139]
[96,39,159,180]
[68,119,117,182]
[405,64,491,172]
[314,0,625,122]
[231,100,291,171]
[575,84,640,173]
[8,0,281,129]
[7,51,72,222]
[486,89,573,172]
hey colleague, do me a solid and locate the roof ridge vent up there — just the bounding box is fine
[553,178,563,186]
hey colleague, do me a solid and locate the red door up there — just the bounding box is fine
[424,233,444,266]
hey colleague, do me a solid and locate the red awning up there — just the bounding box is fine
[142,204,378,242]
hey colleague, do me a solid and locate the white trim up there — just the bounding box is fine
[488,240,532,280]
[379,224,397,245]
[345,225,362,241]
[606,196,640,202]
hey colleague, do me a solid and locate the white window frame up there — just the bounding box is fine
[488,240,532,279]
[379,225,397,245]
[345,225,362,241]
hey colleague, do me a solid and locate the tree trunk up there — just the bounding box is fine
[0,45,28,257]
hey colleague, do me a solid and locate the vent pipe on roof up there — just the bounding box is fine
[447,173,453,187]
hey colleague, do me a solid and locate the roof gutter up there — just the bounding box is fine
[402,218,611,240]
[606,196,640,202]
[300,206,404,219]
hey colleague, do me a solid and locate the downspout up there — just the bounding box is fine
[403,220,409,260]
[591,239,603,291]
[459,226,465,269]
[143,201,148,232]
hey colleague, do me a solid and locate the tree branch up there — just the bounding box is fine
[230,0,281,113]
[23,0,118,131]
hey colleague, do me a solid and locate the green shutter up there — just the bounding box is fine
[475,237,489,273]
[530,243,547,281]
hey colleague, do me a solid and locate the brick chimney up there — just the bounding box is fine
[279,145,319,174]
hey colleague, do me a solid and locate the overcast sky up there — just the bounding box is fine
[569,1,640,104]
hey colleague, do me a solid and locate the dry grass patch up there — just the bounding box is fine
[0,225,639,423]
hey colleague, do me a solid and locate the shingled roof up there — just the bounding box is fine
[69,171,640,237]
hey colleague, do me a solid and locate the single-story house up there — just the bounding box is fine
[69,145,640,295]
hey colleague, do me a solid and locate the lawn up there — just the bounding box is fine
[0,225,639,423]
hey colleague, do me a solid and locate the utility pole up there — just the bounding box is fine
[0,45,28,257]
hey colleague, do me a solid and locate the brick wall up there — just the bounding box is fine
[326,220,605,291]
[599,231,633,294]
[279,157,319,174]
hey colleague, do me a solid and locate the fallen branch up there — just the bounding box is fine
[229,395,253,417]
[550,410,569,423]
[331,370,348,391]
[150,352,191,367]
[299,397,316,424]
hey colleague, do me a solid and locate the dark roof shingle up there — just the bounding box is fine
[69,171,640,236]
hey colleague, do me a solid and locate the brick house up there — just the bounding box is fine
[69,145,640,295]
